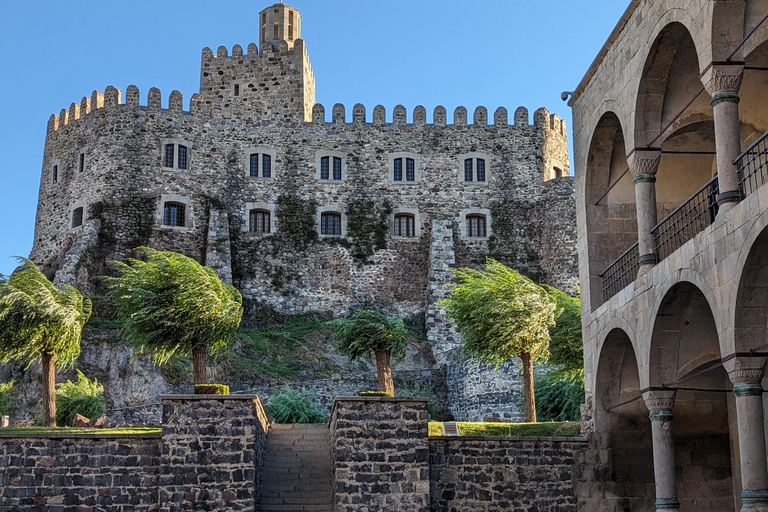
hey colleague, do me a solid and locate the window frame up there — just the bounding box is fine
[161,138,193,171]
[390,207,421,240]
[460,208,492,240]
[317,206,347,237]
[245,146,277,180]
[50,160,61,185]
[68,200,87,231]
[242,202,277,236]
[315,151,347,182]
[388,152,421,184]
[458,152,492,185]
[157,194,192,230]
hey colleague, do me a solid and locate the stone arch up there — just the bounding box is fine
[583,111,636,309]
[741,37,768,140]
[711,0,747,61]
[733,224,768,354]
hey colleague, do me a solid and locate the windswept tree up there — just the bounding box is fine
[104,247,243,385]
[542,285,583,374]
[441,258,557,423]
[329,310,412,396]
[0,258,92,427]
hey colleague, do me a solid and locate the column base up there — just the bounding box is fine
[655,498,680,511]
[741,490,768,511]
[740,503,768,512]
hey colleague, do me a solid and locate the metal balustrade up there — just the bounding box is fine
[738,132,768,198]
[599,242,639,305]
[652,176,720,262]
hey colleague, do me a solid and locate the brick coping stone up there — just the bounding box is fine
[430,435,589,442]
[160,394,261,400]
[0,433,162,439]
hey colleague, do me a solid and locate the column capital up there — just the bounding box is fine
[724,356,767,386]
[643,390,676,413]
[628,148,661,178]
[702,63,745,97]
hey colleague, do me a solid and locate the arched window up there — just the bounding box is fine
[321,212,342,236]
[250,153,272,178]
[466,214,487,238]
[249,209,271,234]
[163,202,186,227]
[459,153,490,184]
[316,151,346,182]
[554,167,564,179]
[71,207,84,229]
[394,213,416,238]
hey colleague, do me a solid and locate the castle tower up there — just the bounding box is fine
[260,3,301,51]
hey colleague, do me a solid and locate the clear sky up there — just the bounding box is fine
[0,0,628,277]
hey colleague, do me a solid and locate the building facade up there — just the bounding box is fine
[30,3,576,421]
[571,0,768,510]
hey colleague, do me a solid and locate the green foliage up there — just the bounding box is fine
[441,258,557,366]
[358,391,393,397]
[276,195,318,251]
[0,258,92,370]
[329,310,412,363]
[397,381,445,420]
[535,370,584,422]
[0,380,14,416]
[103,247,244,367]
[265,387,328,423]
[54,370,107,427]
[542,286,583,373]
[194,383,230,395]
[345,199,391,265]
[427,421,580,437]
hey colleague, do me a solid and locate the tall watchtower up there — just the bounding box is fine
[260,3,301,51]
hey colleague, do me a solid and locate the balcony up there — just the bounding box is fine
[598,131,768,305]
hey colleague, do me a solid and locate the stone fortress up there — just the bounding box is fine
[30,3,576,421]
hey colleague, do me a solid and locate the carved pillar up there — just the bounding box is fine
[644,390,679,511]
[703,63,745,212]
[629,149,662,275]
[726,357,768,511]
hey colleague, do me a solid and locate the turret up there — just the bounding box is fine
[260,3,302,51]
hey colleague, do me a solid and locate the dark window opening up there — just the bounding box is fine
[262,154,271,178]
[177,145,187,170]
[333,157,342,180]
[165,144,175,168]
[164,202,186,227]
[234,84,240,96]
[288,11,294,39]
[79,153,85,173]
[477,159,486,182]
[321,212,342,235]
[72,207,83,228]
[250,154,259,177]
[466,214,487,238]
[393,158,403,181]
[394,214,416,238]
[464,159,473,182]
[554,167,564,179]
[320,156,330,180]
[52,165,58,184]
[249,210,271,234]
[406,158,415,181]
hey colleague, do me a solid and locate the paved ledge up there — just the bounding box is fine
[332,396,430,402]
[0,432,162,439]
[429,435,589,442]
[160,394,260,400]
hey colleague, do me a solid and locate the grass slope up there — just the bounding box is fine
[428,421,580,437]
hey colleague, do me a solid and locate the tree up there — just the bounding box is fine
[0,258,92,427]
[329,310,411,396]
[441,258,557,423]
[542,285,583,374]
[103,247,243,385]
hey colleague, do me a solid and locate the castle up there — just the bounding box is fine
[30,2,576,421]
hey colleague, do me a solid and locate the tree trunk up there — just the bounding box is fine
[41,352,57,427]
[192,345,208,385]
[374,349,395,396]
[521,351,537,423]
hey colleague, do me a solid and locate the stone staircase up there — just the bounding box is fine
[257,423,334,512]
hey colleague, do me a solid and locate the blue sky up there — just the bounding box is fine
[0,0,628,277]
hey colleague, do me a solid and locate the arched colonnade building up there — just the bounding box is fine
[571,0,768,510]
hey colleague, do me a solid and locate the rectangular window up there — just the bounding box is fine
[321,212,342,235]
[464,159,473,182]
[261,13,267,41]
[72,207,83,228]
[177,145,187,170]
[234,84,240,96]
[333,157,342,180]
[249,210,271,234]
[394,214,415,238]
[320,157,330,180]
[288,11,294,39]
[165,144,175,168]
[467,215,487,238]
[250,154,259,177]
[393,158,403,181]
[52,165,58,184]
[262,154,272,178]
[406,158,415,181]
[164,202,186,227]
[477,159,486,182]
[79,153,85,173]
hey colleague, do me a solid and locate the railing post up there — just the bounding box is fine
[703,63,745,213]
[629,148,661,276]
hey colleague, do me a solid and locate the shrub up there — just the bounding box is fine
[0,380,13,416]
[534,370,584,422]
[358,391,393,397]
[194,384,230,395]
[266,387,327,424]
[397,382,447,420]
[55,370,107,426]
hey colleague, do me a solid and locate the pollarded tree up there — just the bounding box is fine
[441,258,557,423]
[329,310,412,396]
[104,247,243,385]
[0,258,92,427]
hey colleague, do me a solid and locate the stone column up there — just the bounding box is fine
[629,149,662,275]
[725,358,768,511]
[644,390,678,511]
[703,63,745,213]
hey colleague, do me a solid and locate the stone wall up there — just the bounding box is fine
[330,397,431,512]
[0,434,161,511]
[429,436,587,512]
[158,395,269,512]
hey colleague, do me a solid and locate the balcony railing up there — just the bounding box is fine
[737,132,768,198]
[652,176,719,262]
[599,242,639,304]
